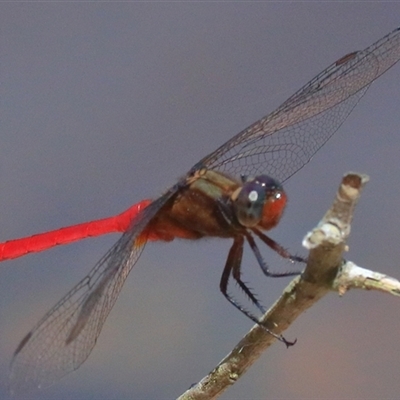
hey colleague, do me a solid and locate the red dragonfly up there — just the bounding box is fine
[3,27,400,394]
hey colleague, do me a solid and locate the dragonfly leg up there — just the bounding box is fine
[230,247,266,315]
[245,231,302,277]
[252,228,306,264]
[220,236,295,347]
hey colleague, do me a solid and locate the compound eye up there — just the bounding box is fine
[233,181,266,227]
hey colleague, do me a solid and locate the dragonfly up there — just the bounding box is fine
[2,26,400,394]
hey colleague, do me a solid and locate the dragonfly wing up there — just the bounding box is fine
[9,190,177,394]
[197,27,400,182]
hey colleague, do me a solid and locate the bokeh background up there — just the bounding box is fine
[1,3,400,400]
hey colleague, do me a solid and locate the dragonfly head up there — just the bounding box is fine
[231,175,287,230]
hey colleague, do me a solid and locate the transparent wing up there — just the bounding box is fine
[197,27,400,182]
[9,191,175,394]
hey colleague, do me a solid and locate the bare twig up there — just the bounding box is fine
[177,172,400,400]
[334,261,400,297]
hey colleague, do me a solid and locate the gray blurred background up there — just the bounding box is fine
[1,3,400,400]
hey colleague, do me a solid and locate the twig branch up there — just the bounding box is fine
[177,172,400,400]
[334,261,400,296]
